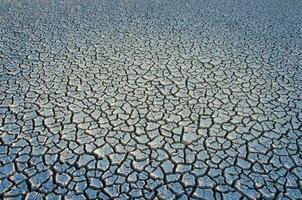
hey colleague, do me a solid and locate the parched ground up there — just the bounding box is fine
[0,0,302,199]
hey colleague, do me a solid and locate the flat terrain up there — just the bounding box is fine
[1,0,302,199]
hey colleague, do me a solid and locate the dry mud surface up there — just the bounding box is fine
[1,0,302,199]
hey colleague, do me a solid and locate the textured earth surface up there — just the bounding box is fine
[1,0,302,199]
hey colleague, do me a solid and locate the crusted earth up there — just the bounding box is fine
[1,0,302,199]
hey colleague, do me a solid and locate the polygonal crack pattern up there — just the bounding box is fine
[1,0,302,199]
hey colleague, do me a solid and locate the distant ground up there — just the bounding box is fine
[0,0,302,199]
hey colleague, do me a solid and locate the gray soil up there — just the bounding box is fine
[0,0,302,199]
